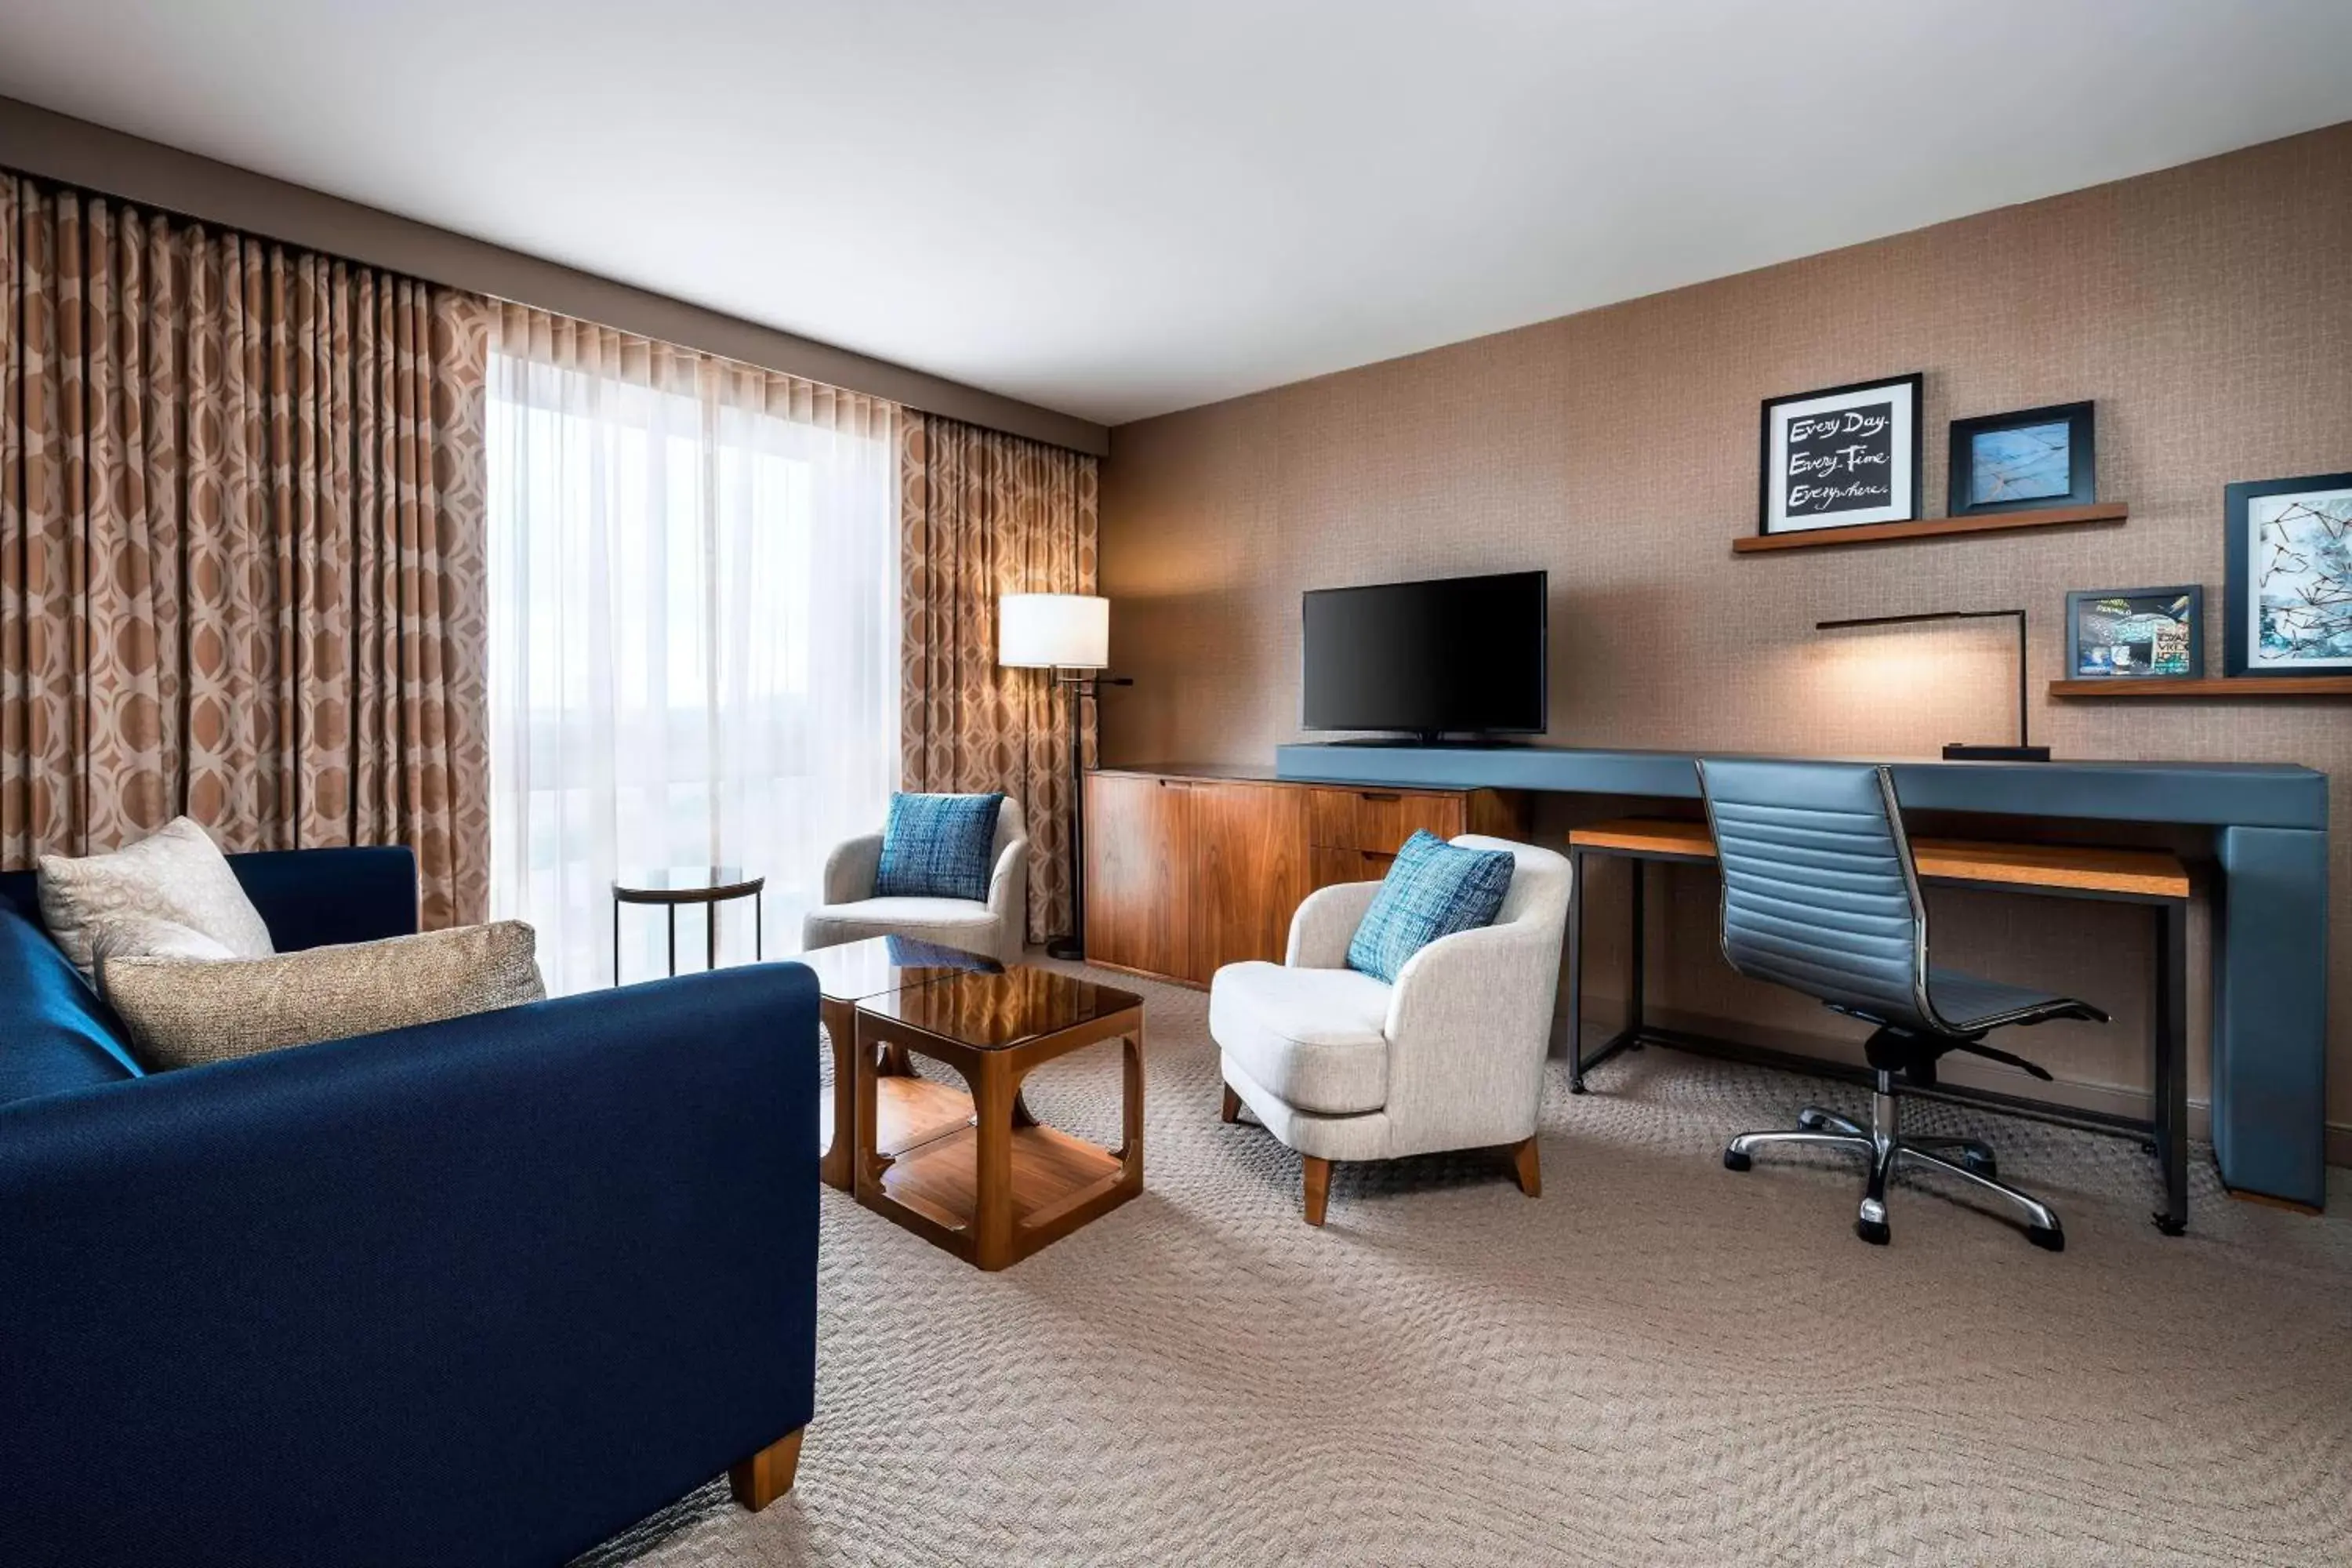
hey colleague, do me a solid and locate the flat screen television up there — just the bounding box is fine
[1301,570,1548,741]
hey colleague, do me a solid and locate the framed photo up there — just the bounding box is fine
[1948,401,2096,516]
[2065,586,2202,679]
[1758,372,1922,536]
[2225,471,2352,677]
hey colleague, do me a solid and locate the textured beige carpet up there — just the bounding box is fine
[580,963,2352,1567]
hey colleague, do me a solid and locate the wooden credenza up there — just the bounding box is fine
[1083,765,1529,986]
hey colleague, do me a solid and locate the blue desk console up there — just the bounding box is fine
[1276,743,2331,1209]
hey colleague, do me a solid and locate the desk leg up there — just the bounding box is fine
[2214,826,2328,1208]
[667,906,678,978]
[708,899,719,971]
[1567,849,1587,1091]
[612,900,622,987]
[2153,901,2189,1236]
[1628,858,1646,1044]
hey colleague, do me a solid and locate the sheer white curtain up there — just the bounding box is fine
[485,307,898,993]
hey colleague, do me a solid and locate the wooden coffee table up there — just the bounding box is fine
[793,936,1002,1191]
[853,967,1144,1271]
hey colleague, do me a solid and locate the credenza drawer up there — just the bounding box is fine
[1308,845,1395,891]
[1306,788,1465,854]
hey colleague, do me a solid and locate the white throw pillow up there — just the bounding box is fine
[89,916,240,967]
[98,921,547,1071]
[37,817,275,981]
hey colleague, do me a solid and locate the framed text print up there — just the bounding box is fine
[1758,372,1923,537]
[2224,471,2352,677]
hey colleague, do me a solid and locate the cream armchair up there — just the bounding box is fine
[1208,835,1573,1225]
[800,798,1029,967]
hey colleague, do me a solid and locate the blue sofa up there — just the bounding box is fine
[0,846,820,1568]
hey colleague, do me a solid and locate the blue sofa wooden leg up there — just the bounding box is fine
[728,1428,808,1511]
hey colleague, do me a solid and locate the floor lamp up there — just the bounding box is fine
[1000,593,1128,960]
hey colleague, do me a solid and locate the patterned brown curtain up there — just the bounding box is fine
[901,413,1098,944]
[0,172,492,927]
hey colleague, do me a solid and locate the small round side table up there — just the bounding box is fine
[612,866,764,982]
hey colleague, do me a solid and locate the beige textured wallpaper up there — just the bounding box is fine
[1099,122,2352,1157]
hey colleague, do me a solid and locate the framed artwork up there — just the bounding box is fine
[2065,586,2201,679]
[1758,372,1922,536]
[2224,471,2352,677]
[1948,401,2096,516]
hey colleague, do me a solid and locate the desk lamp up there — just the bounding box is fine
[1815,608,2051,762]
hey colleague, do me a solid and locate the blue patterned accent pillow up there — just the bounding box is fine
[1345,830,1515,984]
[874,793,1005,902]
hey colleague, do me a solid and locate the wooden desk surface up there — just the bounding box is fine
[1568,818,2190,901]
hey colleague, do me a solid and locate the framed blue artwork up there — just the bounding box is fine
[2224,471,2352,677]
[1947,401,2096,516]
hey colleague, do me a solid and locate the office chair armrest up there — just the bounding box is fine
[821,833,884,905]
[1285,881,1382,969]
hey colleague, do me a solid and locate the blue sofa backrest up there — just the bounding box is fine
[0,844,419,1110]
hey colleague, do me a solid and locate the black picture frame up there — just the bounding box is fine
[2064,586,2202,680]
[2223,470,2352,677]
[1757,372,1923,537]
[1947,401,2096,516]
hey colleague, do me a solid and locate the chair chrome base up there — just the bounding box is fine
[1723,1088,2065,1251]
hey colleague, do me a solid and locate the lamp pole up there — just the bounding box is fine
[1047,667,1131,960]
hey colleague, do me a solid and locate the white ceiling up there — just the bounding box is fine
[5,1,2352,426]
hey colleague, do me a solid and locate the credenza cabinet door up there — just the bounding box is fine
[1189,782,1310,979]
[1085,772,1192,980]
[1085,771,1525,986]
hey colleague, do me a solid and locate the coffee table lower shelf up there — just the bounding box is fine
[876,1122,1128,1238]
[822,1073,976,1178]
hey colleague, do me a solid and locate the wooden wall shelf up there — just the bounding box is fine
[1733,503,2128,554]
[2049,676,2352,699]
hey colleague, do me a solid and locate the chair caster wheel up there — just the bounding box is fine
[1569,1081,1588,1095]
[1855,1216,1890,1246]
[2027,1225,2065,1253]
[1722,1149,1751,1172]
[1796,1109,1828,1131]
[1961,1151,1998,1180]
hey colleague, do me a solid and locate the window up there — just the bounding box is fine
[485,325,897,993]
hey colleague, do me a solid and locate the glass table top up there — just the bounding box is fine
[613,866,764,901]
[793,935,1004,1004]
[855,965,1143,1049]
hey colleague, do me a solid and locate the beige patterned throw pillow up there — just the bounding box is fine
[99,922,547,1071]
[38,817,275,981]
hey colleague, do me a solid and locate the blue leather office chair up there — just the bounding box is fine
[1697,759,2108,1250]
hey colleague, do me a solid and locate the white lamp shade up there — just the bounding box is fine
[1000,593,1109,669]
